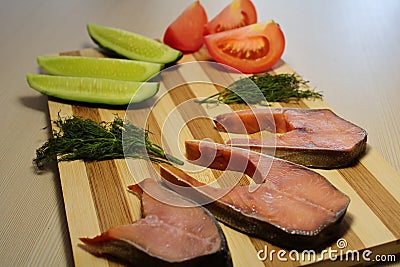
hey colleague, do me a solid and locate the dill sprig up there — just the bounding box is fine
[33,115,183,170]
[196,73,322,105]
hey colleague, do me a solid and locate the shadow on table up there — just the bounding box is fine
[19,94,49,113]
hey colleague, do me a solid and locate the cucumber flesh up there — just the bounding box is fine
[37,56,162,82]
[87,24,182,64]
[26,74,159,105]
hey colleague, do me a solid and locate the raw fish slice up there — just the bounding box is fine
[160,163,349,250]
[80,178,232,266]
[185,140,350,214]
[214,108,367,168]
[214,108,285,134]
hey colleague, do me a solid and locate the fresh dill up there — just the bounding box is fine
[196,72,322,105]
[33,115,183,169]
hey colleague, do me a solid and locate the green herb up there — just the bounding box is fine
[34,115,183,169]
[196,73,322,105]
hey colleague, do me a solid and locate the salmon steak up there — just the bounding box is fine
[160,140,350,249]
[80,178,232,266]
[214,108,367,168]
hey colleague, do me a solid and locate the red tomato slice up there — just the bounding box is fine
[163,1,208,52]
[204,0,257,35]
[204,21,285,73]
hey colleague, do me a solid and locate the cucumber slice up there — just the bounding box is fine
[37,56,163,82]
[26,74,159,105]
[87,24,182,64]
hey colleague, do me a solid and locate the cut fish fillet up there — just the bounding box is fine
[214,108,367,168]
[160,140,350,249]
[80,178,232,266]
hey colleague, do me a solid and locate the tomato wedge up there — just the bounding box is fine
[204,0,257,35]
[163,1,208,52]
[204,21,285,73]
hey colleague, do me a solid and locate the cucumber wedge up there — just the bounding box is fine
[87,24,182,64]
[37,56,163,82]
[26,74,159,105]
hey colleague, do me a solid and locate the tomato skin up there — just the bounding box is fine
[204,21,285,73]
[163,1,208,52]
[204,0,257,35]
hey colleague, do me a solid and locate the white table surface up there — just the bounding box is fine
[1,0,399,265]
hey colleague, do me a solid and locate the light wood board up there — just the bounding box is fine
[47,48,400,266]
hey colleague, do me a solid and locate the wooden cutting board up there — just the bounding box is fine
[46,48,400,266]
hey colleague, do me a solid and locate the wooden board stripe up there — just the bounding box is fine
[59,50,81,56]
[158,75,234,187]
[317,169,395,248]
[71,106,134,230]
[47,101,109,267]
[359,146,400,206]
[48,49,400,266]
[85,160,134,229]
[338,164,400,238]
[168,85,223,142]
